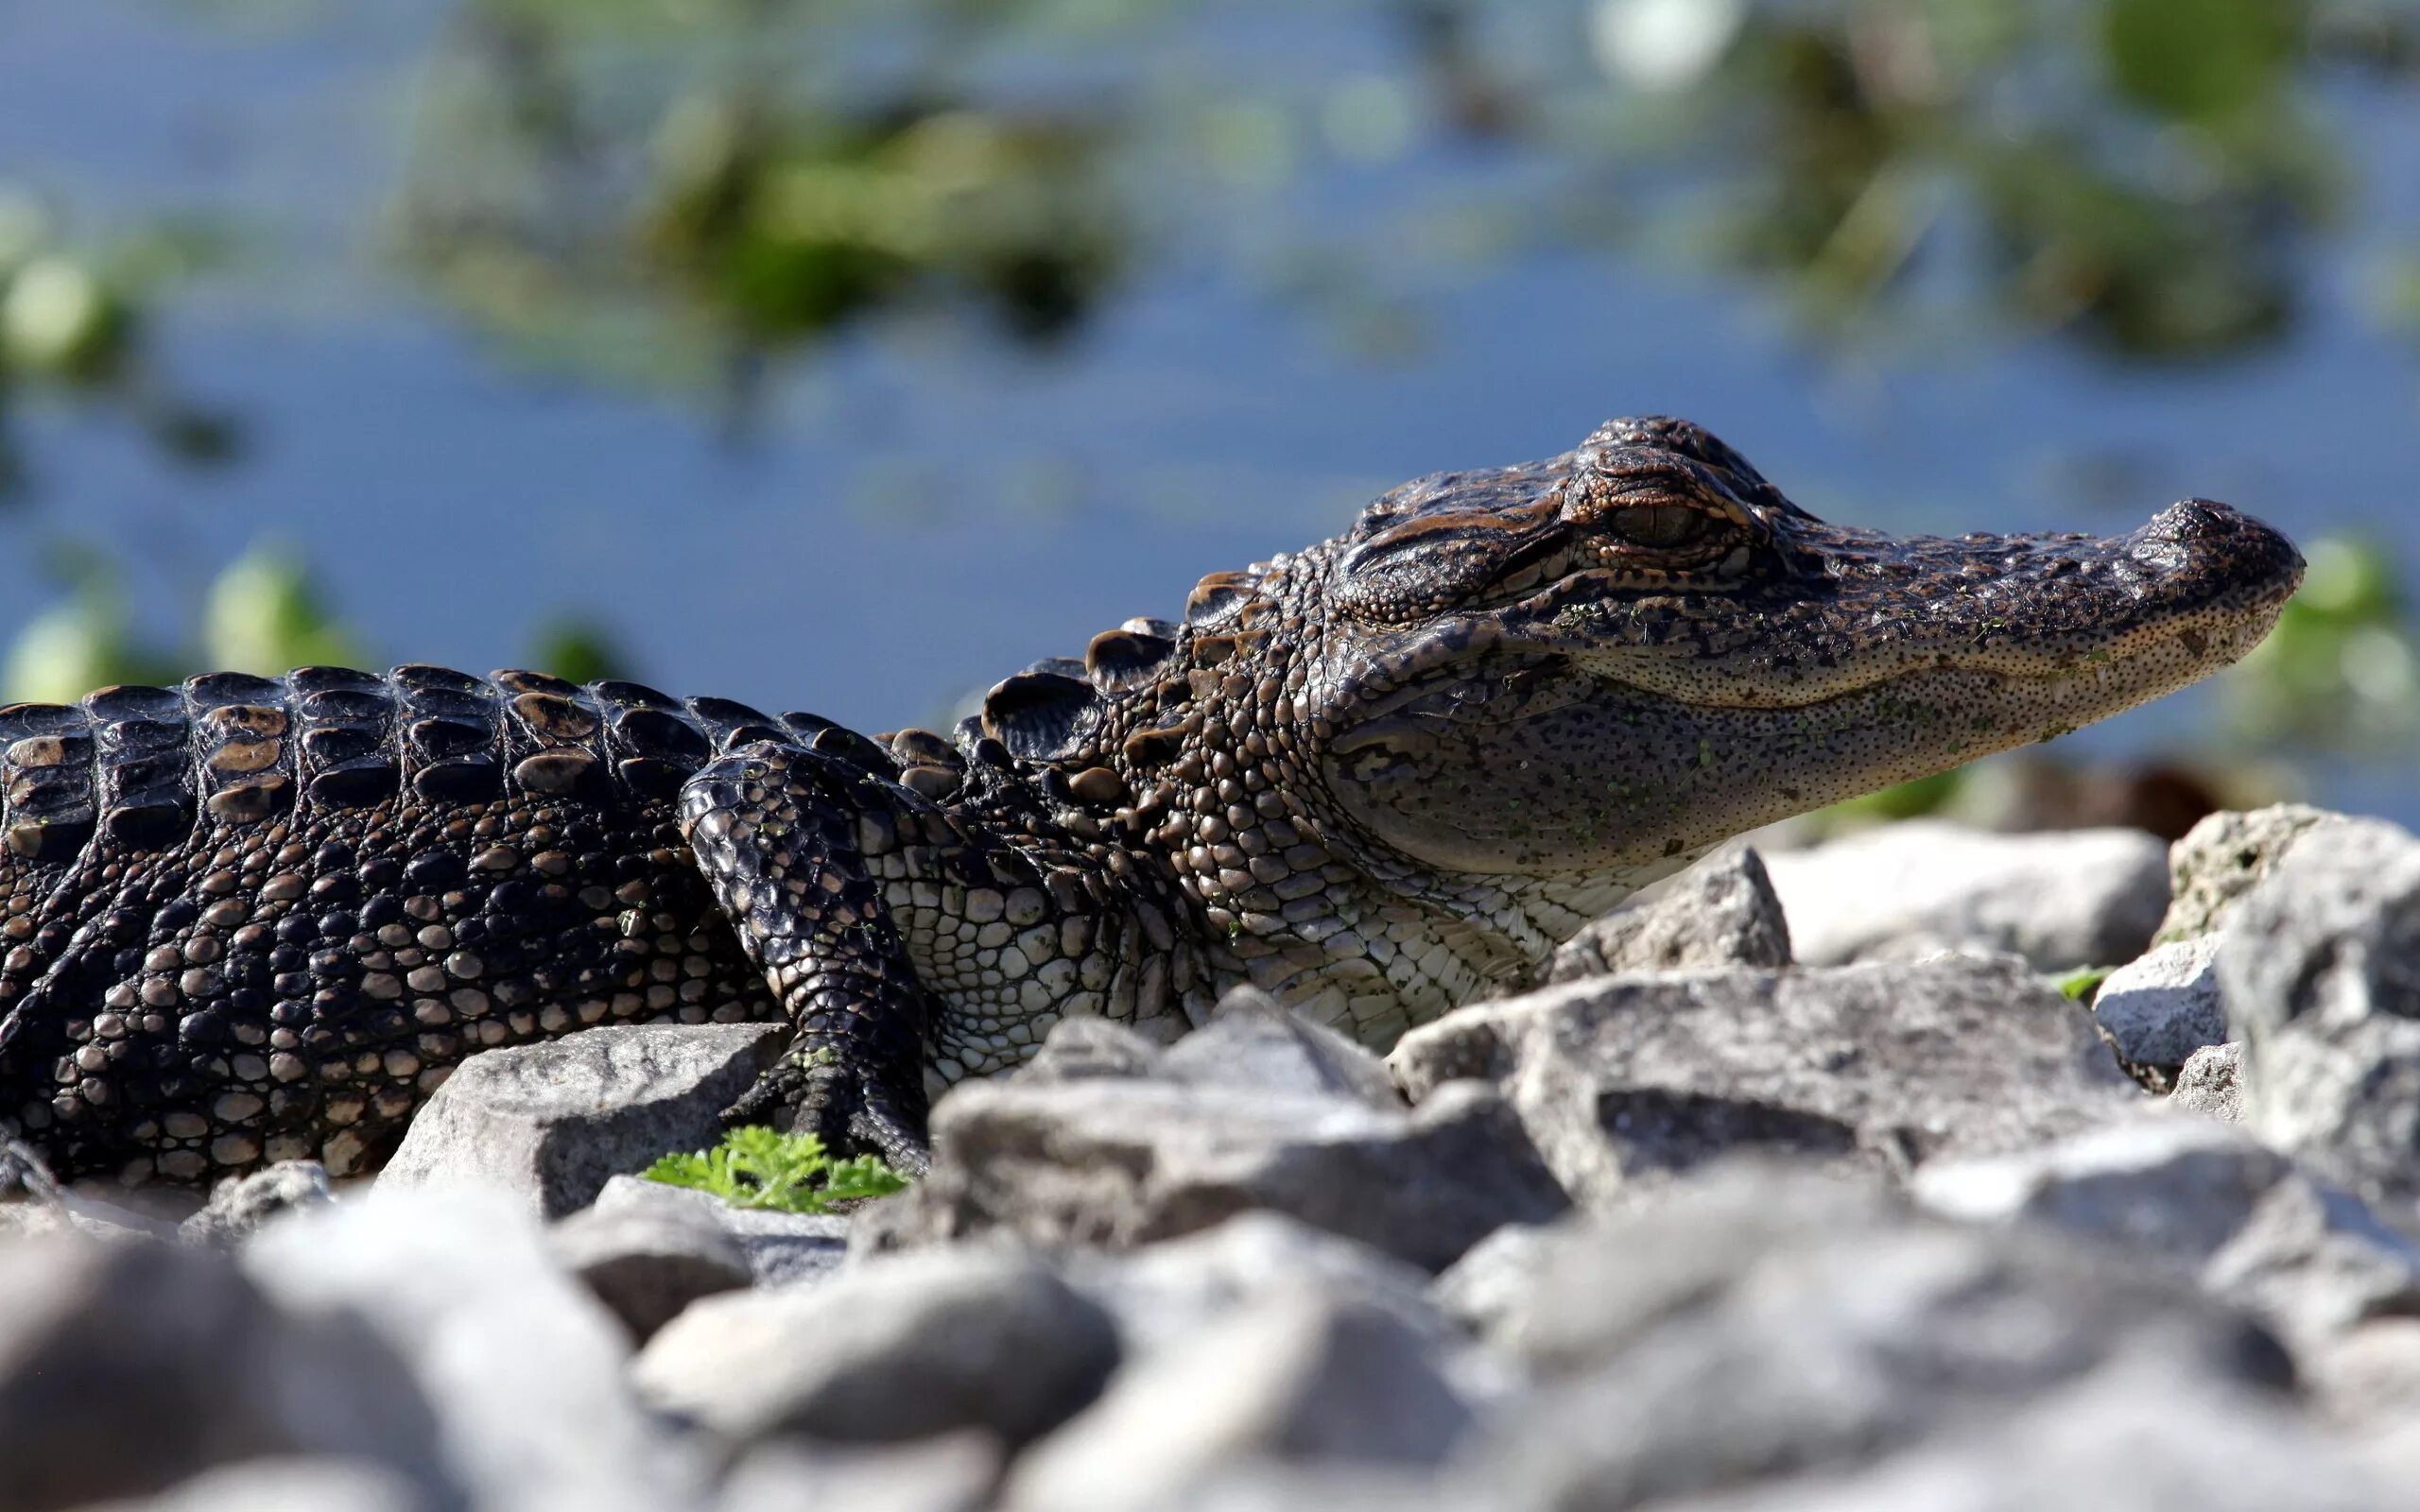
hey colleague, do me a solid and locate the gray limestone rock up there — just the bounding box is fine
[1761,820,2169,971]
[631,1245,1119,1450]
[0,1234,446,1512]
[73,1459,432,1512]
[1006,1286,1474,1512]
[1914,1116,2420,1352]
[1623,1356,2388,1512]
[1460,1163,2294,1508]
[2160,802,2352,945]
[547,1184,753,1342]
[2091,935,2227,1087]
[582,1173,851,1288]
[715,1433,1002,1512]
[1389,954,2135,1205]
[2219,817,2420,1210]
[180,1161,334,1247]
[855,1067,1566,1273]
[1545,847,1793,984]
[242,1187,700,1512]
[1158,987,1406,1111]
[2172,1041,2247,1123]
[377,1022,786,1218]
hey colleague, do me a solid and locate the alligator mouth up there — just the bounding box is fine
[1543,497,2308,714]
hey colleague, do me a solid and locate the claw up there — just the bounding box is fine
[717,1057,930,1176]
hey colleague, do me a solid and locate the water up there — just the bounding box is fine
[3,0,2416,818]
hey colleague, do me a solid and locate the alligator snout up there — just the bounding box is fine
[2137,497,2306,590]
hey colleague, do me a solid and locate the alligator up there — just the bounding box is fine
[0,417,2303,1189]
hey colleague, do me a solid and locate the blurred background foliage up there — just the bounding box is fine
[3,0,2418,835]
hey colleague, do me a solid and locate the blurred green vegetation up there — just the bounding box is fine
[0,541,630,703]
[0,187,239,499]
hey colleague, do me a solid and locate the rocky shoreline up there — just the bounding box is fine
[9,804,2420,1511]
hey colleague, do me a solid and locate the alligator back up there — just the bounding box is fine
[0,665,852,1183]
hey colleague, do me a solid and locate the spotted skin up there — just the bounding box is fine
[0,417,2305,1186]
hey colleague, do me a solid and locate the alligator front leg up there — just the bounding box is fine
[681,744,936,1174]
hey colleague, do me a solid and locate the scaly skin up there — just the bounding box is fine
[0,417,2303,1187]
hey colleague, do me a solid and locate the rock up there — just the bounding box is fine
[1624,1355,2389,1512]
[855,1066,1566,1273]
[2089,935,2226,1087]
[548,1187,752,1343]
[1761,820,2169,971]
[1157,987,1404,1111]
[2159,802,2351,944]
[2219,817,2420,1209]
[74,1458,431,1512]
[1545,847,1793,983]
[1005,1287,1474,1512]
[1015,1015,1164,1083]
[0,1185,177,1245]
[2172,1041,2246,1123]
[1913,1117,2420,1351]
[1389,954,2134,1205]
[631,1246,1119,1450]
[1063,1211,1446,1358]
[1426,1221,1559,1337]
[717,1433,1002,1512]
[2306,1317,2420,1437]
[180,1161,334,1247]
[0,1234,445,1512]
[583,1173,851,1288]
[243,1187,700,1512]
[377,1022,786,1218]
[1461,1163,2295,1507]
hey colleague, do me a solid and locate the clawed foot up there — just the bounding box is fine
[719,1055,932,1178]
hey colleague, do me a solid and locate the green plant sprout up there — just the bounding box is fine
[644,1125,910,1214]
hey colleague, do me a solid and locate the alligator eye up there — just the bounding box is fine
[1607,504,1710,550]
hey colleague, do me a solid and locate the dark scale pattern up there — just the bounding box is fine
[0,417,2309,1187]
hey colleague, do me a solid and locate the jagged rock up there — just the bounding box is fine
[180,1162,334,1247]
[1005,1287,1474,1512]
[854,1062,1566,1272]
[1016,1016,1164,1083]
[581,1173,850,1288]
[1427,1221,1560,1337]
[243,1187,700,1512]
[73,1459,431,1512]
[716,1433,1002,1512]
[1459,1163,2294,1507]
[377,1022,786,1218]
[631,1246,1119,1450]
[2160,803,2352,944]
[1156,988,1405,1111]
[1389,954,2134,1205]
[2172,1042,2247,1123]
[1914,1117,2420,1351]
[1545,848,1792,983]
[548,1184,752,1342]
[2091,935,2227,1087]
[1619,1356,2388,1512]
[1063,1211,1447,1358]
[0,1235,445,1512]
[2219,817,2420,1210]
[1761,820,2169,971]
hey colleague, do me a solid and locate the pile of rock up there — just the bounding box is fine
[8,806,2420,1511]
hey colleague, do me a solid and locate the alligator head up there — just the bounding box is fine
[978,414,2303,1022]
[1310,416,2303,882]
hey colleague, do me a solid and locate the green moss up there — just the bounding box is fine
[644,1125,910,1214]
